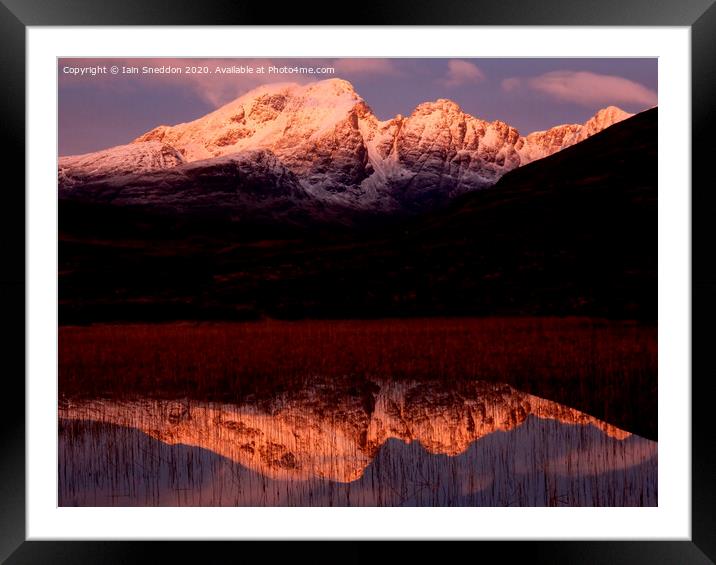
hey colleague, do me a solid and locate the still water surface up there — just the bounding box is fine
[59,379,656,506]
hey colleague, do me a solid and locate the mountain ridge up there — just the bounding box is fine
[59,78,634,215]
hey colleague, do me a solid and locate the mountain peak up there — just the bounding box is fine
[412,98,464,116]
[594,105,628,117]
[517,106,634,164]
[131,78,369,163]
[582,106,632,137]
[299,78,364,107]
[589,105,631,125]
[211,79,363,122]
[307,77,359,95]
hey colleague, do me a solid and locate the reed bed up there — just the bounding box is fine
[59,317,657,438]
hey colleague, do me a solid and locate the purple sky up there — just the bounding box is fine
[58,58,657,156]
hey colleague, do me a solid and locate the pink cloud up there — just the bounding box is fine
[438,60,485,88]
[502,70,657,107]
[332,58,398,76]
[59,58,321,108]
[500,77,522,92]
[59,58,402,109]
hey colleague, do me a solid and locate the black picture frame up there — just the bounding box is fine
[1,1,714,562]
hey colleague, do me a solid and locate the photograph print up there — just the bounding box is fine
[57,57,657,507]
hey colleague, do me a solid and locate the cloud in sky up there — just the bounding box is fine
[438,60,485,88]
[60,58,403,109]
[501,70,657,107]
[59,58,658,155]
[500,77,521,93]
[59,58,310,107]
[172,59,292,106]
[332,58,398,76]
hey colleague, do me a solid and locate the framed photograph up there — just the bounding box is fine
[2,0,713,562]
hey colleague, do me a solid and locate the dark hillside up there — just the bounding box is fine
[59,109,657,323]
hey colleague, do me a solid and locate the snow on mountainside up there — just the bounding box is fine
[135,80,364,162]
[59,149,331,225]
[59,141,185,188]
[59,79,634,213]
[516,106,633,163]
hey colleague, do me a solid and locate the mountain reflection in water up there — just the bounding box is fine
[59,380,656,506]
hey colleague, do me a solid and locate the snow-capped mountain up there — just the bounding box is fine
[59,141,185,188]
[59,79,634,214]
[516,106,632,163]
[59,149,333,225]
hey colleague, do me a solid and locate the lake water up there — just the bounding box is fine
[58,379,657,506]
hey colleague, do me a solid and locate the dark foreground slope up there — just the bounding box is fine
[59,108,657,323]
[402,106,657,320]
